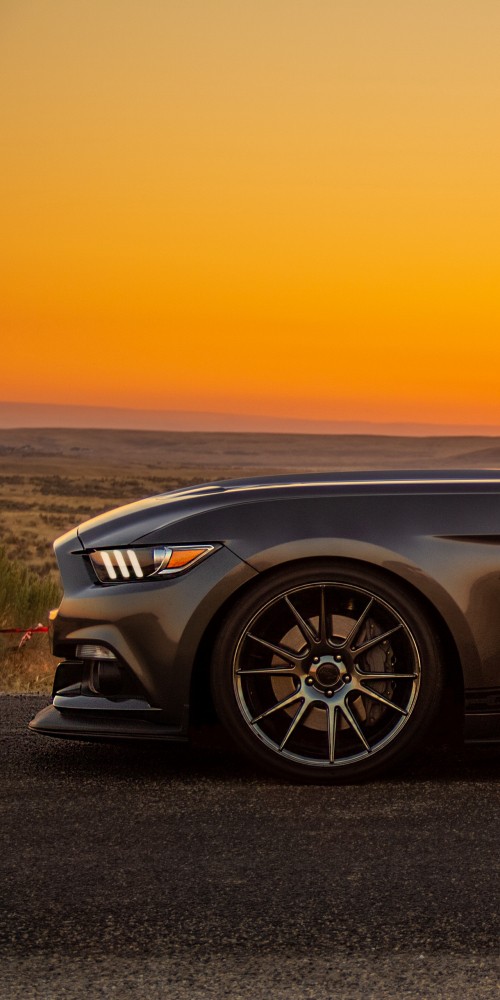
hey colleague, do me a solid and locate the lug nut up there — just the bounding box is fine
[306,677,314,685]
[334,655,342,662]
[313,657,319,663]
[326,689,333,697]
[343,674,351,683]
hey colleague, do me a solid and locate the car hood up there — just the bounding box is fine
[75,470,500,549]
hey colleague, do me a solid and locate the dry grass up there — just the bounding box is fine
[0,636,54,694]
[0,546,60,692]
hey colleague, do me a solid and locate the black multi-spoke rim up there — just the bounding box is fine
[233,582,421,768]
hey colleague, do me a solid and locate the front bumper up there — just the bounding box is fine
[29,530,257,741]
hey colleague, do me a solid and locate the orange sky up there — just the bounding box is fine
[1,1,499,428]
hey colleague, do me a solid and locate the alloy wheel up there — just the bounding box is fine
[232,581,421,768]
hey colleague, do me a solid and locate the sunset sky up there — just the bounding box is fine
[1,1,499,430]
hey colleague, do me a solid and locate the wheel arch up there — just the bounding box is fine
[189,554,467,731]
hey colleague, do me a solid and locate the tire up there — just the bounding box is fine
[211,562,445,782]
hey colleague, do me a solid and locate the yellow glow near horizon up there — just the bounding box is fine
[1,1,500,426]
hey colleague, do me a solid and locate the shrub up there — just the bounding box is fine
[0,548,61,629]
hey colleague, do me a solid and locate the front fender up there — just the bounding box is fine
[226,535,481,690]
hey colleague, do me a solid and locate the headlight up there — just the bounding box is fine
[89,545,216,583]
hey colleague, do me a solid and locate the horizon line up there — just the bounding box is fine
[1,400,500,438]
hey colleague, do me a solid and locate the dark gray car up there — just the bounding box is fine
[29,470,500,781]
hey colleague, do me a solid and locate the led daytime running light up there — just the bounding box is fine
[89,545,215,583]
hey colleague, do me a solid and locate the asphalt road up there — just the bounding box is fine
[1,696,500,999]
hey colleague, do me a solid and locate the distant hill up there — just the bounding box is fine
[1,426,500,471]
[1,400,500,437]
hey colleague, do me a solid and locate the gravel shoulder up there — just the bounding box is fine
[1,696,500,999]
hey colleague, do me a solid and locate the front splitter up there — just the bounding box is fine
[28,704,188,742]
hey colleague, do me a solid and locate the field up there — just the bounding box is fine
[1,426,500,692]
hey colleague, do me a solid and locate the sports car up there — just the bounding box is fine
[29,470,500,781]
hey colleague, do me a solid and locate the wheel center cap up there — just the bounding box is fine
[316,662,340,687]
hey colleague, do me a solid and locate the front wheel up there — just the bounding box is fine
[211,563,445,782]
